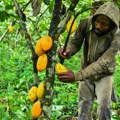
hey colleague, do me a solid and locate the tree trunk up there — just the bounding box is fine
[42,0,80,119]
[41,0,62,119]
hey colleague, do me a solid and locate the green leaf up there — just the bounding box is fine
[5,5,14,10]
[43,0,50,5]
[0,11,8,21]
[49,0,54,13]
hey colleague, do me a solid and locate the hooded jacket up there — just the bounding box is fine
[67,2,120,81]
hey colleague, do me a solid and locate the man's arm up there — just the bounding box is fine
[67,18,88,57]
[75,31,120,81]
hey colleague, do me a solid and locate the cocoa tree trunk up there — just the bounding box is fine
[42,0,80,119]
[41,1,62,119]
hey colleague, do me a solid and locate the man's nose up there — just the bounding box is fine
[96,23,101,29]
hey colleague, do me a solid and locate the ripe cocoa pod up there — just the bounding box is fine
[66,16,77,34]
[9,26,14,32]
[37,82,45,99]
[31,100,42,119]
[35,39,45,56]
[28,86,38,102]
[37,54,48,72]
[55,63,68,73]
[41,36,53,51]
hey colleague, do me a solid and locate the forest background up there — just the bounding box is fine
[0,0,120,120]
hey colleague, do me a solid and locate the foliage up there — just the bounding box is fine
[112,54,120,119]
[0,0,120,119]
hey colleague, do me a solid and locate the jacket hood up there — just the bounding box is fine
[92,2,120,31]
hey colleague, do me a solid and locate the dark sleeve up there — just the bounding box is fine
[75,31,120,81]
[67,18,88,56]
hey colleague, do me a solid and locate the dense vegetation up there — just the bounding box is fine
[0,0,120,119]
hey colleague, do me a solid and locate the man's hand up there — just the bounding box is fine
[56,69,75,83]
[58,47,70,59]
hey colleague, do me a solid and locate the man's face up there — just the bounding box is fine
[94,15,112,36]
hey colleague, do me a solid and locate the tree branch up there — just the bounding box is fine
[13,0,39,84]
[0,20,16,42]
[51,0,80,37]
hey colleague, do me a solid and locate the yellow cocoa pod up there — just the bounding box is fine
[37,82,45,99]
[55,63,68,73]
[31,100,42,119]
[28,86,38,102]
[41,36,53,51]
[37,54,48,72]
[35,39,45,56]
[66,16,77,34]
[9,26,14,32]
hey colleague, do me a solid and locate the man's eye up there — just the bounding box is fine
[101,23,109,27]
[95,19,99,23]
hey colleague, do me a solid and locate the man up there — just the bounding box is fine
[57,2,120,120]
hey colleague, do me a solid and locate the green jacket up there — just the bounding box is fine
[68,2,120,81]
